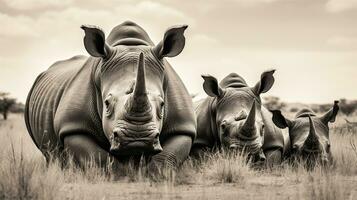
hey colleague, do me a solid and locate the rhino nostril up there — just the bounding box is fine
[113,131,119,138]
[258,151,266,162]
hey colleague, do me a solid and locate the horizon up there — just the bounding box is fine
[1,0,357,104]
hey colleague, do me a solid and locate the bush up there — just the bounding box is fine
[0,92,16,120]
[339,99,357,116]
[263,96,286,111]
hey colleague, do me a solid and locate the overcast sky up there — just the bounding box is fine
[0,0,356,103]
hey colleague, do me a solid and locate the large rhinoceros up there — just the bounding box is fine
[271,101,339,167]
[191,70,288,165]
[25,21,196,169]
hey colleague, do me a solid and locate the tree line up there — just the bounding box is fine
[263,96,357,116]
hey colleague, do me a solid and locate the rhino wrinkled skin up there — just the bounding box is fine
[25,21,196,169]
[191,70,289,166]
[271,101,339,167]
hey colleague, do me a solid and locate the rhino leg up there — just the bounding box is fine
[264,148,282,168]
[190,145,209,159]
[148,135,192,171]
[63,134,115,168]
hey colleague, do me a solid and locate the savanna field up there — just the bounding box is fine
[0,110,356,200]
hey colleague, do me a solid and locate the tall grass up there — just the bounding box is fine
[0,114,356,199]
[201,150,252,184]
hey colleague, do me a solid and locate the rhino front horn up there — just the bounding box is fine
[241,101,257,138]
[303,116,320,151]
[125,52,152,121]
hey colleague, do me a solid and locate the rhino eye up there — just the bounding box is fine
[220,120,227,130]
[326,143,331,153]
[104,99,110,107]
[104,94,114,117]
[157,100,164,119]
[104,94,112,107]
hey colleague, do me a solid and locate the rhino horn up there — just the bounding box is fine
[303,116,320,150]
[241,101,257,138]
[133,53,148,99]
[125,53,152,121]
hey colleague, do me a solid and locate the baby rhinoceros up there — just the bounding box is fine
[25,21,196,169]
[191,70,288,166]
[271,101,339,168]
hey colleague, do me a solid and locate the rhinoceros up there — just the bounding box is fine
[25,21,196,169]
[191,70,288,165]
[271,101,339,167]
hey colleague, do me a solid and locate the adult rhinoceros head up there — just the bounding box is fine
[201,70,276,162]
[271,101,339,167]
[81,22,188,155]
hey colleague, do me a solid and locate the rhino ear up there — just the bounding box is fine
[81,25,111,59]
[271,110,292,129]
[153,25,188,59]
[320,100,339,124]
[201,75,223,98]
[252,69,275,96]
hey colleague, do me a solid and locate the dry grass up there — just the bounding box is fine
[0,114,356,199]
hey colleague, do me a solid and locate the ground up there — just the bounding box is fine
[1,114,356,200]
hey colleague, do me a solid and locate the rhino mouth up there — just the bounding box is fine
[109,120,162,155]
[228,139,264,158]
[228,142,265,165]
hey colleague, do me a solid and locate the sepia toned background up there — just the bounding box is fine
[1,1,357,199]
[0,0,356,103]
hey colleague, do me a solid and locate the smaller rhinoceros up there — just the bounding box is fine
[191,70,288,165]
[271,101,339,167]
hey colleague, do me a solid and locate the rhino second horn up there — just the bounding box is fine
[125,52,152,120]
[241,101,257,138]
[303,116,320,151]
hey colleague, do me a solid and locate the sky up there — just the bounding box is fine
[0,0,356,104]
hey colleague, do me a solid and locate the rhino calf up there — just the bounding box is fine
[191,70,287,166]
[271,101,339,167]
[25,21,196,169]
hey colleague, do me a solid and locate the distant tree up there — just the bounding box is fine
[289,107,299,113]
[263,96,286,111]
[0,92,16,120]
[339,98,357,116]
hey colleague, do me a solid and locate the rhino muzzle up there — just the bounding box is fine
[109,120,162,155]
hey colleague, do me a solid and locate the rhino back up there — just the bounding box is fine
[193,97,217,148]
[160,62,196,142]
[25,55,88,152]
[26,56,109,153]
[261,106,287,153]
